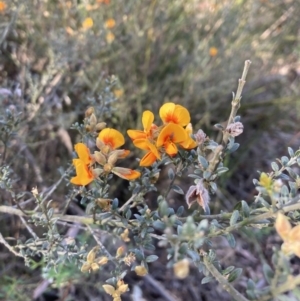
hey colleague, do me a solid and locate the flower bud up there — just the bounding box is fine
[226,122,244,137]
[95,122,107,131]
[116,246,125,258]
[173,259,190,279]
[194,129,206,145]
[135,265,148,276]
[85,106,95,117]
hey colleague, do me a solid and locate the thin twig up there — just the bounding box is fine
[0,232,24,258]
[144,274,180,301]
[203,256,249,301]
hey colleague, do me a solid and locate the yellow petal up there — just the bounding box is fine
[70,159,94,186]
[74,143,93,165]
[180,137,198,149]
[98,128,125,149]
[140,151,158,166]
[112,167,141,180]
[142,110,154,133]
[159,102,190,126]
[275,213,292,241]
[289,224,300,242]
[102,284,116,296]
[156,123,187,147]
[127,130,147,141]
[165,141,178,156]
[104,18,116,29]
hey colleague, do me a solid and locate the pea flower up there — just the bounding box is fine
[157,123,188,156]
[94,128,141,180]
[185,179,210,213]
[180,123,198,149]
[159,102,190,126]
[70,143,95,186]
[275,212,300,258]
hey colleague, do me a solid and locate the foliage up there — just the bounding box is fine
[1,0,300,301]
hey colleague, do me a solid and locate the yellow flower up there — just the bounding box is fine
[133,139,161,166]
[127,110,157,141]
[106,31,115,43]
[105,18,116,29]
[156,123,188,156]
[112,167,141,180]
[159,102,190,126]
[259,172,272,190]
[103,280,128,301]
[275,213,300,258]
[180,123,197,149]
[114,89,124,98]
[70,159,95,186]
[82,17,94,30]
[70,143,95,186]
[209,47,218,57]
[0,1,7,12]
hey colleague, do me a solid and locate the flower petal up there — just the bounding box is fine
[127,130,147,141]
[74,143,93,165]
[142,110,154,132]
[159,102,190,126]
[112,167,141,180]
[275,213,292,241]
[140,151,158,166]
[157,123,187,147]
[98,128,125,149]
[165,141,178,156]
[289,224,300,242]
[180,138,197,149]
[70,159,94,186]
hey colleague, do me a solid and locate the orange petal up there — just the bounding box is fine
[98,128,125,149]
[70,159,94,186]
[140,151,158,166]
[134,139,161,159]
[142,110,154,133]
[74,143,92,165]
[127,130,147,141]
[112,167,141,180]
[159,102,190,126]
[109,149,130,159]
[156,123,187,147]
[165,141,178,156]
[275,213,292,241]
[173,105,190,126]
[180,138,198,149]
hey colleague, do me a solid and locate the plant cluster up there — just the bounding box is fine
[1,61,300,301]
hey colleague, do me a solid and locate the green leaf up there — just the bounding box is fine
[263,263,274,284]
[228,268,243,282]
[230,210,240,226]
[176,206,184,216]
[225,233,236,248]
[168,168,175,180]
[288,147,294,157]
[146,255,158,263]
[222,266,235,275]
[198,155,208,169]
[152,220,166,230]
[271,162,279,171]
[172,185,184,195]
[201,276,214,284]
[241,200,250,217]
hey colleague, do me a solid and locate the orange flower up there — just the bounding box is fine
[275,213,300,258]
[82,17,93,30]
[133,139,161,166]
[70,159,95,186]
[105,18,116,29]
[159,102,190,126]
[180,123,197,149]
[156,123,187,156]
[127,110,157,141]
[98,128,125,150]
[97,0,110,4]
[74,143,93,165]
[209,47,218,57]
[0,1,6,12]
